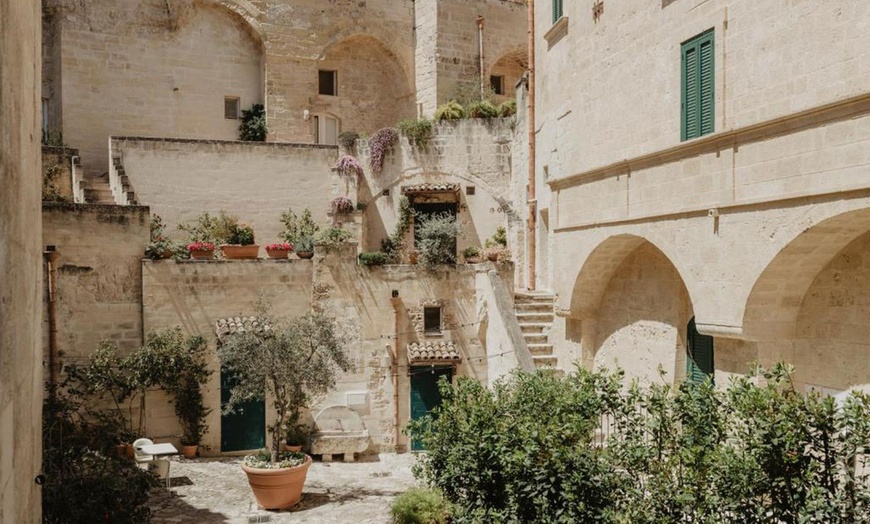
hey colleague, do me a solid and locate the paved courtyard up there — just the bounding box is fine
[149,453,419,523]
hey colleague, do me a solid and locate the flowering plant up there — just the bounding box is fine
[334,155,364,180]
[186,242,215,252]
[265,243,293,251]
[368,127,398,174]
[330,196,354,214]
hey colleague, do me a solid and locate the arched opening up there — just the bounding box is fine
[489,50,527,103]
[744,207,870,392]
[314,35,415,136]
[569,235,694,385]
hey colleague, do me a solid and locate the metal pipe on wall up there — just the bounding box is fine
[390,296,401,452]
[478,16,486,99]
[44,246,61,394]
[527,0,537,290]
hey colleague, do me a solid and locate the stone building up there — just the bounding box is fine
[524,0,870,392]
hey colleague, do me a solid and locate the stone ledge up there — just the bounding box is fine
[111,136,338,151]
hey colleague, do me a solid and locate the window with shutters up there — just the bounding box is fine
[552,0,563,24]
[224,97,240,120]
[681,30,714,141]
[686,317,714,385]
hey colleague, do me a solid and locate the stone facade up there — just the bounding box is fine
[0,0,43,521]
[527,0,870,391]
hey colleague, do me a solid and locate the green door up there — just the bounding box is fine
[220,368,265,452]
[410,365,453,451]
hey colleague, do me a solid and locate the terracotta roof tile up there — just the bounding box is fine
[214,316,271,340]
[401,183,460,195]
[408,340,461,363]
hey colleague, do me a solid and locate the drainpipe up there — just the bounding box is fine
[390,295,401,452]
[44,246,61,397]
[477,16,486,99]
[527,0,537,290]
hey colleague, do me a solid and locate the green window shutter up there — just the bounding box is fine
[686,318,714,385]
[553,0,563,24]
[681,30,714,141]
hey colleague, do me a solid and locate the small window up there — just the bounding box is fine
[552,0,564,24]
[424,307,442,335]
[318,70,337,96]
[314,115,339,145]
[466,186,476,196]
[224,97,240,119]
[490,76,504,96]
[681,30,714,141]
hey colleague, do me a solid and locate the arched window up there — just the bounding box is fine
[686,317,714,384]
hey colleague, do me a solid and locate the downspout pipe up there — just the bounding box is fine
[477,16,486,100]
[527,0,537,290]
[390,296,401,452]
[44,246,61,397]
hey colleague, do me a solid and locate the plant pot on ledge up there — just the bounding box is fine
[221,244,260,260]
[265,243,293,260]
[186,242,215,261]
[242,454,312,510]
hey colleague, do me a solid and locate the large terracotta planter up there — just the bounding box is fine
[189,249,214,260]
[242,455,312,510]
[182,445,198,459]
[221,244,260,260]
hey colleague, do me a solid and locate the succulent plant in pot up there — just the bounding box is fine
[295,237,314,259]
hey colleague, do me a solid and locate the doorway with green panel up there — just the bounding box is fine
[220,367,265,452]
[409,365,454,451]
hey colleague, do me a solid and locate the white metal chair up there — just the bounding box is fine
[133,438,171,489]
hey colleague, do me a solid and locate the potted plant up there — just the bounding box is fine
[186,241,215,260]
[484,226,508,262]
[265,242,293,260]
[295,237,314,259]
[417,213,460,268]
[330,196,355,215]
[279,208,320,258]
[221,223,259,260]
[218,309,351,510]
[283,423,308,453]
[144,214,179,260]
[462,246,482,264]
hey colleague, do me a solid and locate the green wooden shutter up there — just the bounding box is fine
[553,0,563,24]
[681,30,714,141]
[686,317,714,385]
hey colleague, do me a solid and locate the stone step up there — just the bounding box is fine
[514,294,556,305]
[516,311,554,323]
[532,356,559,368]
[527,343,554,356]
[515,302,555,313]
[518,322,549,334]
[523,333,549,345]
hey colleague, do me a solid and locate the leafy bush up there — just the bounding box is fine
[369,127,399,173]
[316,227,352,247]
[145,214,183,260]
[467,100,500,119]
[435,101,466,121]
[295,237,314,253]
[179,210,240,246]
[410,365,870,524]
[239,103,267,141]
[382,196,413,263]
[42,129,67,147]
[484,226,507,248]
[338,131,360,149]
[461,246,480,260]
[398,118,434,147]
[416,213,460,268]
[42,163,70,203]
[359,252,388,266]
[498,100,517,118]
[391,488,451,524]
[279,208,320,244]
[227,223,255,245]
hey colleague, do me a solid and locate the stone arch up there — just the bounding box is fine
[198,0,264,46]
[488,48,528,101]
[742,206,870,340]
[571,235,695,385]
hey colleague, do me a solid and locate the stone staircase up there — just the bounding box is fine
[83,172,115,204]
[514,291,561,373]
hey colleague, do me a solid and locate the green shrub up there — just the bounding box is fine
[279,208,320,244]
[467,100,499,119]
[435,101,466,121]
[461,246,480,259]
[484,226,507,248]
[295,237,314,253]
[416,213,459,268]
[398,118,434,147]
[359,252,388,266]
[391,488,451,524]
[178,210,240,246]
[338,131,360,149]
[239,103,267,141]
[227,223,255,245]
[498,100,517,118]
[316,227,352,247]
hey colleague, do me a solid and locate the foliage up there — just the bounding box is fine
[279,208,320,245]
[335,154,364,180]
[390,488,451,524]
[461,246,480,260]
[451,80,495,107]
[239,103,267,141]
[244,449,306,470]
[381,196,413,263]
[295,237,314,253]
[227,223,255,245]
[410,365,870,524]
[498,100,518,118]
[218,308,351,462]
[359,251,388,266]
[416,213,460,268]
[338,131,360,149]
[42,129,67,147]
[484,226,508,248]
[316,226,352,247]
[266,242,293,251]
[369,127,399,173]
[145,214,182,260]
[186,241,215,252]
[356,201,368,212]
[178,210,240,246]
[330,196,355,214]
[398,118,434,148]
[435,101,467,121]
[468,100,500,119]
[42,163,70,203]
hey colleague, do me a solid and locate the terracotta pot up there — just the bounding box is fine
[182,445,198,459]
[221,244,260,260]
[124,443,135,460]
[266,248,291,260]
[159,250,173,260]
[296,251,314,259]
[465,256,482,264]
[242,455,312,510]
[189,249,214,260]
[282,443,303,453]
[486,251,499,262]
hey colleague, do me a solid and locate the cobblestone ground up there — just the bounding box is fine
[149,453,419,524]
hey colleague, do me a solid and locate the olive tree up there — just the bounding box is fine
[218,310,351,461]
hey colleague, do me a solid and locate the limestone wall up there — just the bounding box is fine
[0,0,43,520]
[111,137,342,251]
[41,147,77,200]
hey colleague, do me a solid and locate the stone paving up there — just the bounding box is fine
[149,453,419,524]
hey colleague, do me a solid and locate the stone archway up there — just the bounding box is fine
[488,49,527,102]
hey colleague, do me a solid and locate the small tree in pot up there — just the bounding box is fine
[218,308,351,509]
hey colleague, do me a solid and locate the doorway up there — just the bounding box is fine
[220,368,266,452]
[409,365,453,451]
